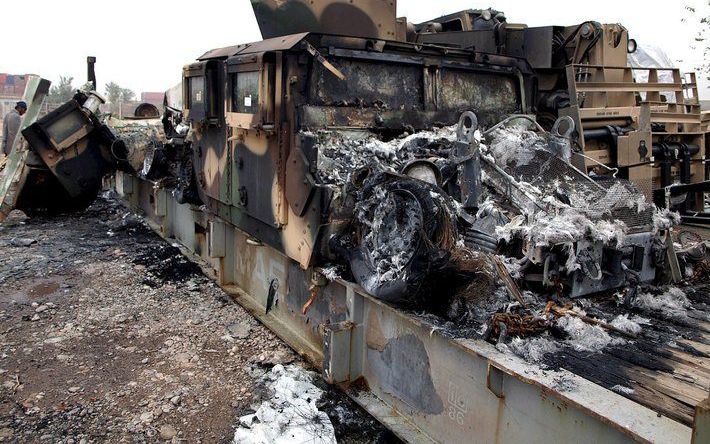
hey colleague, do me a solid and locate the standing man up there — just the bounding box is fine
[2,101,27,157]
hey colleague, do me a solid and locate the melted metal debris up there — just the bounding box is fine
[609,314,644,336]
[496,210,626,251]
[319,265,344,282]
[234,364,336,444]
[316,124,669,282]
[486,126,543,166]
[312,127,456,186]
[502,337,559,363]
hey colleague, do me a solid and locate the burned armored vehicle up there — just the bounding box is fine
[4,2,674,306]
[164,1,673,311]
[180,31,533,265]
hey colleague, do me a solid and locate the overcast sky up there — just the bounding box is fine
[1,0,708,98]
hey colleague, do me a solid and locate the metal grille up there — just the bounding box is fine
[503,148,654,230]
[512,149,602,198]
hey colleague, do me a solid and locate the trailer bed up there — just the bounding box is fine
[400,282,710,427]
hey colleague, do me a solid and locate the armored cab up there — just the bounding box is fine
[182,24,535,268]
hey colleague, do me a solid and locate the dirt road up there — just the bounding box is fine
[0,196,392,443]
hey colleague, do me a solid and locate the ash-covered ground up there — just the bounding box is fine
[0,196,396,443]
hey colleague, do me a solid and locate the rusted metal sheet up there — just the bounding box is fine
[121,173,693,444]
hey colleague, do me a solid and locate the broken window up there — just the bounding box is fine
[309,59,424,110]
[232,72,260,114]
[189,76,205,107]
[45,108,86,145]
[441,18,464,32]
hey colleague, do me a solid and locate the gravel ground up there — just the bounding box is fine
[0,196,394,443]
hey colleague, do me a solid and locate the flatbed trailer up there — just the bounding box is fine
[114,170,707,443]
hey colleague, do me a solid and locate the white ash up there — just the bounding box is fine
[310,125,457,186]
[397,125,458,149]
[482,127,663,256]
[501,256,523,279]
[475,197,498,218]
[313,131,395,185]
[611,385,635,395]
[496,209,627,270]
[485,126,544,167]
[233,364,336,444]
[506,336,560,362]
[556,316,625,353]
[631,315,651,325]
[652,208,681,233]
[563,242,581,273]
[570,182,652,216]
[632,287,692,322]
[466,287,515,324]
[319,266,343,282]
[610,314,643,336]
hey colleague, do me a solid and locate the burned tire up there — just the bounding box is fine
[348,174,452,304]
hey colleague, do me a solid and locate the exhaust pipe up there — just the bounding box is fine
[87,56,97,91]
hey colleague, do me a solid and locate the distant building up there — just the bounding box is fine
[0,73,30,98]
[102,92,165,119]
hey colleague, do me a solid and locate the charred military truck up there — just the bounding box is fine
[170,1,665,305]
